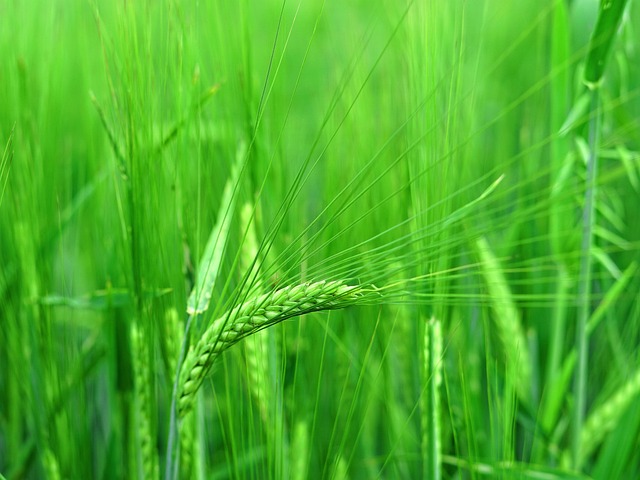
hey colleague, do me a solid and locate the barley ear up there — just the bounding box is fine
[163,308,182,377]
[42,448,61,480]
[131,323,159,480]
[162,308,197,479]
[475,236,532,405]
[578,368,640,464]
[177,280,375,417]
[331,455,350,480]
[290,420,310,480]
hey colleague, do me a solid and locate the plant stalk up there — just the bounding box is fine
[572,89,599,469]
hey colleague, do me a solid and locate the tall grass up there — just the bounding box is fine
[1,0,639,479]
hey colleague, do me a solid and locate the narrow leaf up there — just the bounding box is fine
[559,91,591,136]
[187,142,245,315]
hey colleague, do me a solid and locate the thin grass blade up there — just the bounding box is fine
[0,126,14,208]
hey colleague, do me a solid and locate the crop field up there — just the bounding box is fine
[1,0,639,479]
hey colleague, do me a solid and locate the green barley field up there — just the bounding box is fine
[1,0,639,478]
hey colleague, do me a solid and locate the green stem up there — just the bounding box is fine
[572,89,599,469]
[423,318,442,480]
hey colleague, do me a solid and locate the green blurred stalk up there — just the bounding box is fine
[573,0,628,468]
[572,89,599,469]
